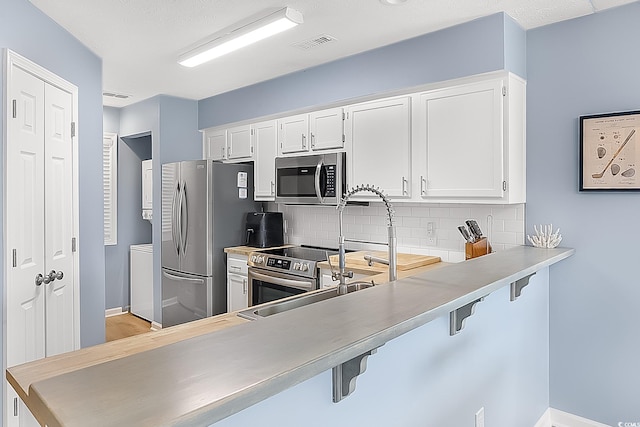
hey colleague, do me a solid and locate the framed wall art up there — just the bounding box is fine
[580,110,640,191]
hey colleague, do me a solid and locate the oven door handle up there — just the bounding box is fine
[250,270,314,291]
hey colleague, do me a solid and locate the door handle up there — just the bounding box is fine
[243,278,248,294]
[55,270,64,280]
[270,181,275,195]
[314,158,323,202]
[35,273,44,286]
[43,270,57,285]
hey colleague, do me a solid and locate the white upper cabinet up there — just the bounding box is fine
[252,120,278,201]
[309,107,344,151]
[278,113,309,154]
[201,71,525,204]
[227,124,253,160]
[204,128,226,161]
[345,96,412,199]
[415,73,525,203]
[278,107,344,155]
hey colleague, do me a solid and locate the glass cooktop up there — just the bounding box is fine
[261,245,338,262]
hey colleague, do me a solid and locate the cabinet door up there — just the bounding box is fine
[310,107,344,151]
[227,124,253,160]
[278,113,309,154]
[418,79,504,199]
[253,120,277,201]
[142,159,153,210]
[345,97,411,198]
[227,273,248,312]
[204,128,226,160]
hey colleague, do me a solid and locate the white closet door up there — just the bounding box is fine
[43,83,75,357]
[6,66,46,367]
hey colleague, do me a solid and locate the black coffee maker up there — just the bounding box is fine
[244,212,284,248]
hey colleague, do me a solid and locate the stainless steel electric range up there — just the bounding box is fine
[247,246,338,306]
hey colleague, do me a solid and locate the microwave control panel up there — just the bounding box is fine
[325,165,336,197]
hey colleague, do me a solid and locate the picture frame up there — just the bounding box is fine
[580,110,640,191]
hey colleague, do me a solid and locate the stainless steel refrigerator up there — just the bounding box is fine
[161,160,258,327]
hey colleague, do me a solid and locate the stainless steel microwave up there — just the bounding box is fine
[275,152,345,205]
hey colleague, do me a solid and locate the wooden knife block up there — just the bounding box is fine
[465,238,492,260]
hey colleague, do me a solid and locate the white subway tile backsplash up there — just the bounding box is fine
[277,202,525,262]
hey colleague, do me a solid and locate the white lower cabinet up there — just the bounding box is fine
[227,254,249,312]
[345,96,412,199]
[415,73,526,204]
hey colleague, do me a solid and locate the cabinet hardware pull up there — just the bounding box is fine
[302,134,306,149]
[271,181,275,195]
[243,278,247,294]
[402,177,408,195]
[420,176,426,195]
[311,133,315,148]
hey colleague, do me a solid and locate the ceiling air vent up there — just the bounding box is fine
[103,92,131,99]
[292,34,336,50]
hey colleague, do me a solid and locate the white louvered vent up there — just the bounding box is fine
[103,132,118,245]
[292,34,337,50]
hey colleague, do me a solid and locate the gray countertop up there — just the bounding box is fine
[26,246,573,427]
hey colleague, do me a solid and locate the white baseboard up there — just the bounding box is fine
[105,307,126,317]
[534,408,612,427]
[150,321,162,331]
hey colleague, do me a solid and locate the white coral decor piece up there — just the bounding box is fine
[527,224,562,248]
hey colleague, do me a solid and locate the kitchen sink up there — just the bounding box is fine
[238,281,374,321]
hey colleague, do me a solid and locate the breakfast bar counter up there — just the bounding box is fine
[7,246,574,427]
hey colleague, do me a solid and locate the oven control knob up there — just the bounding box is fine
[293,262,300,271]
[256,255,265,264]
[301,263,309,272]
[250,255,256,263]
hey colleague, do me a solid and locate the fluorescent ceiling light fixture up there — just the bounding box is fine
[178,7,303,67]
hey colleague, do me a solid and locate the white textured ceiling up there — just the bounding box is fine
[28,0,637,108]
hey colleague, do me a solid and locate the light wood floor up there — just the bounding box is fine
[106,313,152,342]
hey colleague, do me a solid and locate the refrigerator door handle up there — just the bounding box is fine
[172,182,181,256]
[181,181,189,259]
[177,181,184,259]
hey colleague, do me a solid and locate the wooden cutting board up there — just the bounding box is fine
[328,251,440,271]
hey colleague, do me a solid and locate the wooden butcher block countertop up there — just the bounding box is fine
[319,251,441,276]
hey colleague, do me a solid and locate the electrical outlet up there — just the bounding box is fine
[427,237,437,246]
[426,222,435,237]
[475,407,485,427]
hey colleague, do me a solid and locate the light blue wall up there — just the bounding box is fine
[199,13,523,129]
[213,270,550,427]
[0,0,105,354]
[103,106,120,134]
[105,102,154,312]
[118,95,200,323]
[527,2,640,424]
